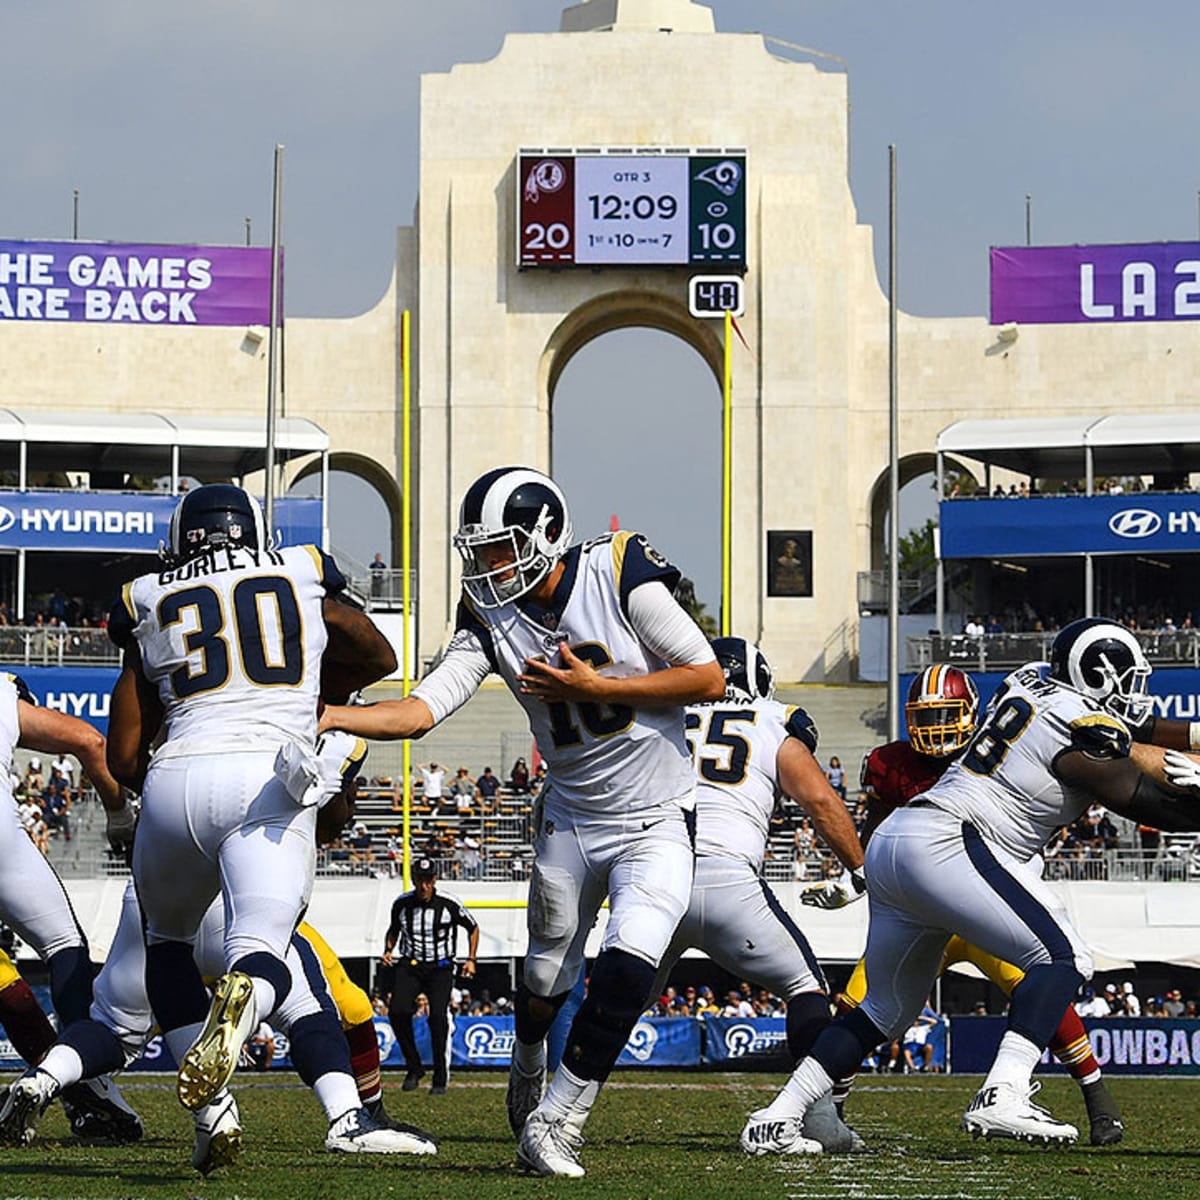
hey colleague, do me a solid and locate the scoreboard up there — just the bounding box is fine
[517,150,746,269]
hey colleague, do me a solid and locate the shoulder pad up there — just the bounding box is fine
[6,674,35,705]
[784,705,819,754]
[612,531,681,612]
[303,546,346,595]
[107,582,138,650]
[1068,713,1132,761]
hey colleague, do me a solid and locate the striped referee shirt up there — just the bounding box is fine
[386,889,478,966]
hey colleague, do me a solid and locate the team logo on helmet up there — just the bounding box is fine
[1049,617,1152,728]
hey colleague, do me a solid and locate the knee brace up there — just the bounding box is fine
[562,948,656,1083]
[786,990,833,1063]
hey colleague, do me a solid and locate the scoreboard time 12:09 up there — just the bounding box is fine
[518,152,746,268]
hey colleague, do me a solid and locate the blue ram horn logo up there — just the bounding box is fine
[465,1023,516,1058]
[624,1021,659,1062]
[695,160,743,197]
[1108,509,1162,539]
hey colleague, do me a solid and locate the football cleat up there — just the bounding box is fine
[961,1081,1078,1146]
[801,1092,865,1153]
[516,1110,586,1178]
[1090,1113,1125,1146]
[364,1100,442,1146]
[192,1090,242,1175]
[178,970,257,1110]
[740,1107,824,1156]
[325,1106,438,1155]
[506,1061,546,1136]
[61,1074,144,1143]
[0,1068,58,1146]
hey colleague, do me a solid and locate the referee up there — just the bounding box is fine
[382,856,479,1094]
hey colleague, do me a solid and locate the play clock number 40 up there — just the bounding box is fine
[688,274,745,318]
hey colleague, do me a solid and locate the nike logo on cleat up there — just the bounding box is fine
[966,1087,998,1113]
[746,1121,786,1145]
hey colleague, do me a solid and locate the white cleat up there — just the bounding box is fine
[325,1107,438,1155]
[0,1069,58,1146]
[178,970,256,1111]
[192,1090,242,1175]
[961,1080,1078,1146]
[740,1108,825,1156]
[516,1110,586,1177]
[506,1062,546,1137]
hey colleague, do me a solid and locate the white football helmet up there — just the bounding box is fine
[711,636,775,703]
[453,467,572,608]
[1048,617,1152,728]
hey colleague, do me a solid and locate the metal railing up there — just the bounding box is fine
[907,629,1200,673]
[0,626,119,667]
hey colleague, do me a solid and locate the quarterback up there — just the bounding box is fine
[322,466,723,1177]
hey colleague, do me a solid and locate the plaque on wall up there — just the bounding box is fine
[767,530,812,597]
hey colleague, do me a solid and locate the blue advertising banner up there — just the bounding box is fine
[0,667,120,734]
[702,1016,789,1064]
[902,669,1200,727]
[940,494,1200,560]
[616,1017,702,1067]
[0,491,322,553]
[950,1016,1200,1076]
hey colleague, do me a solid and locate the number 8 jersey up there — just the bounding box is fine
[921,662,1131,860]
[108,544,345,753]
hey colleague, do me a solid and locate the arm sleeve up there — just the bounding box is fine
[626,581,715,667]
[410,631,492,724]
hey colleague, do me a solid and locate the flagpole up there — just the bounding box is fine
[401,308,413,891]
[264,144,283,531]
[887,145,901,742]
[722,308,733,637]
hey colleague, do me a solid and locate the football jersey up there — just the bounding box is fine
[861,740,948,811]
[922,662,1131,860]
[108,544,345,755]
[0,674,31,779]
[451,531,694,815]
[685,698,818,868]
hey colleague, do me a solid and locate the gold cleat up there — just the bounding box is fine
[178,971,257,1111]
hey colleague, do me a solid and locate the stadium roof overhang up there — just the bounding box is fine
[936,414,1200,478]
[0,408,329,481]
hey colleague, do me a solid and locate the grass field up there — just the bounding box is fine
[0,1071,1196,1200]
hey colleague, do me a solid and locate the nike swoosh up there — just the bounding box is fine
[640,818,665,832]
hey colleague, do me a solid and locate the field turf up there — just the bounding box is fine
[0,1071,1195,1199]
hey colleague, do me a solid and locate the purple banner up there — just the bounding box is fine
[991,242,1200,324]
[0,239,276,326]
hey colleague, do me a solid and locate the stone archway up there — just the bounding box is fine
[289,451,402,567]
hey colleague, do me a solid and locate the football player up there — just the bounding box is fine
[814,664,1123,1146]
[0,732,437,1172]
[320,466,724,1177]
[0,672,140,1138]
[743,618,1200,1154]
[103,484,398,1163]
[651,636,864,1152]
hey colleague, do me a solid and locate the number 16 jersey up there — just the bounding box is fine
[108,543,345,754]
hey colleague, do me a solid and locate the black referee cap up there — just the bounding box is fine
[413,856,437,879]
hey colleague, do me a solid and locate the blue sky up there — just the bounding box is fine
[8,1,1197,603]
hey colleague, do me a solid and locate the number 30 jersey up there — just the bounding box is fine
[108,544,345,754]
[685,699,819,870]
[439,532,698,817]
[922,662,1131,860]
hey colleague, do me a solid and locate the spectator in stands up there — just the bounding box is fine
[1163,989,1185,1018]
[475,766,500,811]
[896,999,939,1072]
[348,821,375,867]
[964,614,984,639]
[1137,823,1161,859]
[418,761,446,806]
[694,987,719,1016]
[1075,987,1109,1019]
[1103,983,1121,1015]
[245,1022,276,1071]
[450,767,475,815]
[985,614,1005,634]
[530,761,548,796]
[824,756,846,801]
[458,835,482,881]
[50,752,76,791]
[509,757,530,795]
[1185,999,1198,1018]
[722,989,754,1018]
[42,770,72,842]
[22,759,45,801]
[1120,982,1141,1017]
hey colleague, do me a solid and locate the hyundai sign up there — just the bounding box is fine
[991,242,1200,324]
[0,491,322,553]
[939,494,1200,559]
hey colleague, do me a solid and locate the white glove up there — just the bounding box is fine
[1162,750,1200,794]
[105,801,137,856]
[800,866,867,909]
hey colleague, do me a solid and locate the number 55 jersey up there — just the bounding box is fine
[921,662,1131,859]
[109,544,344,753]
